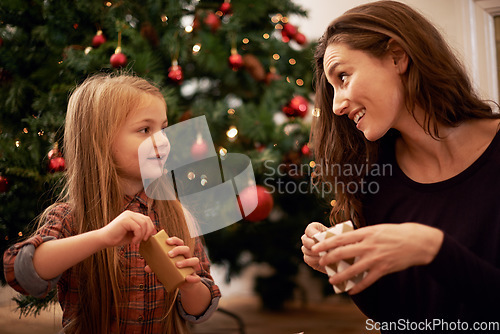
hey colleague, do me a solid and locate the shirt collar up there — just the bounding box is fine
[123,190,150,211]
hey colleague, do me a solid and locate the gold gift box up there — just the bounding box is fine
[139,229,194,292]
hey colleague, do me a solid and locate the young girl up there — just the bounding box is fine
[3,73,220,333]
[302,0,499,328]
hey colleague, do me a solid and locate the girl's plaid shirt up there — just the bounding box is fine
[3,191,221,331]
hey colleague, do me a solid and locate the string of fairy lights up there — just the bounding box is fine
[1,0,330,240]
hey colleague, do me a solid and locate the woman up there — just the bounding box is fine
[301,0,500,328]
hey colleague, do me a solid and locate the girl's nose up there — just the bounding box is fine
[150,130,170,159]
[153,130,170,148]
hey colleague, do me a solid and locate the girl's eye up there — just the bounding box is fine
[139,127,150,134]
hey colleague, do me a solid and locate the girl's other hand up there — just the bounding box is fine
[98,210,156,248]
[164,237,202,290]
[301,222,329,274]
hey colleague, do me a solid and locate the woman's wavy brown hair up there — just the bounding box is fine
[39,73,193,333]
[312,0,498,227]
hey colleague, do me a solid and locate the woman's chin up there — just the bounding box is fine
[362,128,385,142]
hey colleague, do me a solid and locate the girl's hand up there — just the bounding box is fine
[145,237,202,290]
[312,223,444,295]
[301,222,329,274]
[144,236,211,316]
[98,210,156,248]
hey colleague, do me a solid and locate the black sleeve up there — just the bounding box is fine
[426,232,500,304]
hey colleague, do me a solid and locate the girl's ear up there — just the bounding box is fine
[388,39,409,74]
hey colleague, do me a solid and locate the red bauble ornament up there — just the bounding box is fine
[281,29,290,43]
[229,50,243,71]
[190,135,209,160]
[219,2,232,15]
[282,105,295,117]
[47,143,66,173]
[282,23,298,38]
[92,30,106,48]
[294,32,307,45]
[204,12,221,32]
[0,175,10,193]
[301,143,311,156]
[48,157,66,173]
[110,48,127,68]
[168,61,183,84]
[288,95,309,118]
[238,185,274,222]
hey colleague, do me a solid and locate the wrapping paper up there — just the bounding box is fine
[139,229,194,292]
[312,220,365,293]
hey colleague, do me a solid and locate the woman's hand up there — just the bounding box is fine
[312,223,444,295]
[98,210,156,248]
[301,222,329,274]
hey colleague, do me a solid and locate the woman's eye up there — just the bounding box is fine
[338,72,347,83]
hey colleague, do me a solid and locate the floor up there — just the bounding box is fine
[0,263,380,334]
[0,287,377,334]
[190,295,378,334]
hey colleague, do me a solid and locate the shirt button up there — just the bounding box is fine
[139,284,144,290]
[138,315,143,322]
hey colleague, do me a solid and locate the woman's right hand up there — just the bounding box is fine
[301,222,329,274]
[98,210,156,248]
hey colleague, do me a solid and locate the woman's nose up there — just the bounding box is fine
[332,91,348,116]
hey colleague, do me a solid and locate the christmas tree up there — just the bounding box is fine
[0,0,332,312]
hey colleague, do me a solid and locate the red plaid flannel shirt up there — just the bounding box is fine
[3,192,220,332]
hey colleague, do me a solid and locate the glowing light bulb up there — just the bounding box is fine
[192,43,201,53]
[226,126,238,139]
[219,147,227,157]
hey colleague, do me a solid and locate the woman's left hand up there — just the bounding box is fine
[311,223,444,295]
[144,236,202,289]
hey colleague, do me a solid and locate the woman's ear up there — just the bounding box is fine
[388,39,409,74]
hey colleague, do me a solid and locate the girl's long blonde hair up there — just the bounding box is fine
[40,73,194,333]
